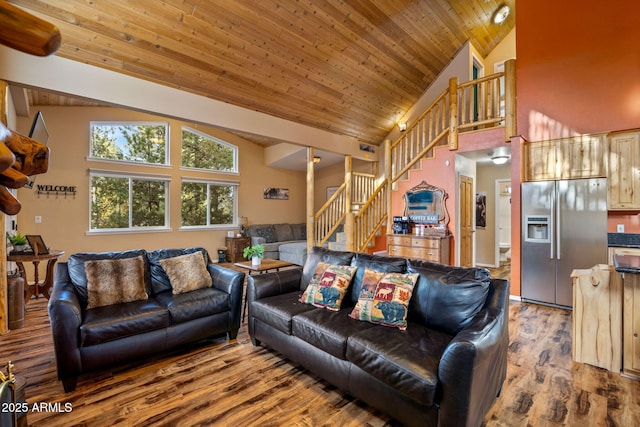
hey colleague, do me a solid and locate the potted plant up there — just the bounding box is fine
[243,244,265,266]
[7,232,28,252]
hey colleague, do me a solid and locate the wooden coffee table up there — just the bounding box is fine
[234,258,295,321]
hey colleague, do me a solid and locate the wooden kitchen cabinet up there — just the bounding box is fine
[608,131,640,209]
[623,272,640,379]
[524,140,557,181]
[524,133,605,181]
[387,234,451,264]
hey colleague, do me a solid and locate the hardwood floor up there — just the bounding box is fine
[1,283,638,426]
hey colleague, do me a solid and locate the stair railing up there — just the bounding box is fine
[317,59,516,253]
[313,182,347,247]
[349,178,387,252]
[351,172,376,206]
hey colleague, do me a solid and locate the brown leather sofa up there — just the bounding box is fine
[48,247,244,392]
[247,247,509,427]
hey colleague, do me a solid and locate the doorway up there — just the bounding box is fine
[495,179,512,269]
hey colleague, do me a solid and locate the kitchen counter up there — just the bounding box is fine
[608,233,640,248]
[613,254,640,274]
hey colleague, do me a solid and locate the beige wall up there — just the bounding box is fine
[13,106,306,262]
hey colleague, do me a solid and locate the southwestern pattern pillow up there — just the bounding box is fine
[300,262,357,311]
[350,271,419,330]
[85,256,148,309]
[159,251,212,294]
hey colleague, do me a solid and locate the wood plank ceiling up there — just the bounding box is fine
[11,0,514,146]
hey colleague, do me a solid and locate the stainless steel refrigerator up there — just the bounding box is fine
[521,178,607,307]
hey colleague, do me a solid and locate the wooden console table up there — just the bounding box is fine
[7,250,64,302]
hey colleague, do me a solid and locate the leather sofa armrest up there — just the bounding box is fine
[48,270,83,392]
[247,268,303,302]
[437,279,509,427]
[207,263,245,334]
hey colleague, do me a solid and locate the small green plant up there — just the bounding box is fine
[243,244,265,260]
[7,232,27,246]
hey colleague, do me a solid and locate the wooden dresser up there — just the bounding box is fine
[387,234,451,265]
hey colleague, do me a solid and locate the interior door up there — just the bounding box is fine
[459,175,474,267]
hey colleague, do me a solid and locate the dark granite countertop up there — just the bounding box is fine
[608,233,640,248]
[613,254,640,274]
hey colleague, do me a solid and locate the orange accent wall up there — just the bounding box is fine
[517,0,640,141]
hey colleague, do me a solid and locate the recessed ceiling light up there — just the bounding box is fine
[493,4,510,24]
[491,155,510,165]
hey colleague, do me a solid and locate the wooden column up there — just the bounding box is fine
[448,76,458,150]
[306,147,315,252]
[384,139,393,232]
[504,59,517,141]
[344,155,353,251]
[0,81,8,334]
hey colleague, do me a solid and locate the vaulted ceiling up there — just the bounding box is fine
[10,0,514,146]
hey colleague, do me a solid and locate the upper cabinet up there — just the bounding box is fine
[608,131,640,210]
[524,133,606,181]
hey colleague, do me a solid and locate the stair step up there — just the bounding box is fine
[328,241,348,251]
[335,231,347,243]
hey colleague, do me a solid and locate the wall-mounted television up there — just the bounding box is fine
[24,111,49,189]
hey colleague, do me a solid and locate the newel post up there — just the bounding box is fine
[448,76,458,150]
[306,147,315,252]
[504,59,517,141]
[384,139,393,233]
[344,155,354,251]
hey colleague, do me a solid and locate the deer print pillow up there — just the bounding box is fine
[299,262,357,311]
[349,269,419,330]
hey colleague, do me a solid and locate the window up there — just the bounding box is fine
[90,172,169,231]
[181,127,237,172]
[90,122,168,165]
[181,180,237,228]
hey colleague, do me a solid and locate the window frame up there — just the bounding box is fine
[180,177,239,230]
[88,169,171,234]
[88,121,170,166]
[180,126,239,174]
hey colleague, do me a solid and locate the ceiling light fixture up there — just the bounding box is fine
[398,121,407,132]
[491,155,510,165]
[493,4,510,24]
[313,156,321,164]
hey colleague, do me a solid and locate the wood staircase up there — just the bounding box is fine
[308,59,516,254]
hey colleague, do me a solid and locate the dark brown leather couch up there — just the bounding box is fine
[48,247,244,392]
[247,247,509,427]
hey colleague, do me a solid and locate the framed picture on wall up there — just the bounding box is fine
[264,187,289,200]
[476,192,487,228]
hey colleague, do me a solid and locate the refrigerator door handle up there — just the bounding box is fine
[556,187,561,260]
[550,190,555,260]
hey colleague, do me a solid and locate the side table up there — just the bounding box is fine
[7,250,64,302]
[225,236,251,263]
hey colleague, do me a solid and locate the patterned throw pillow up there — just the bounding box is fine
[299,262,357,311]
[85,256,148,309]
[159,251,213,294]
[350,271,419,330]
